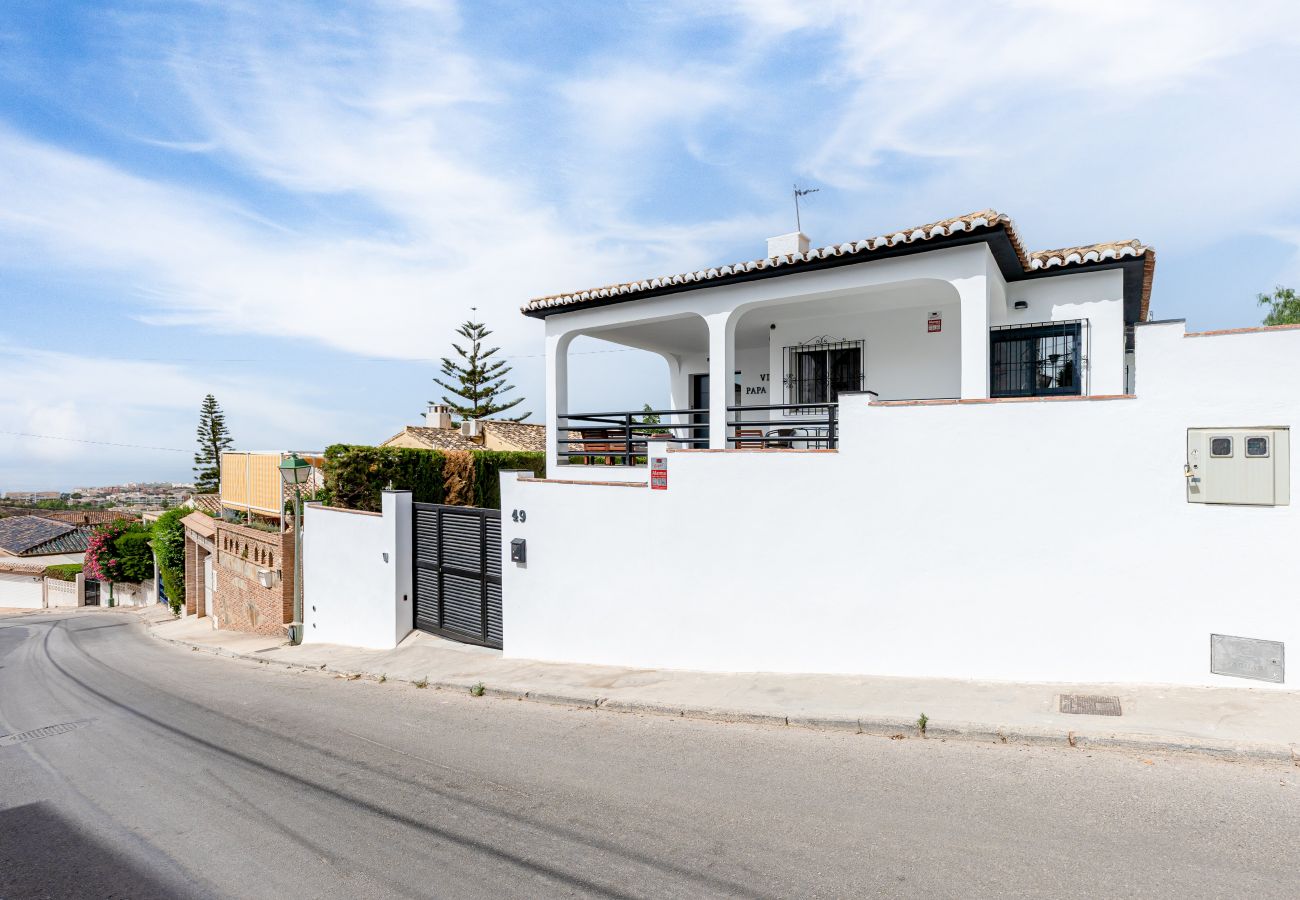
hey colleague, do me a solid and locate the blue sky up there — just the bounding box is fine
[2,0,1299,490]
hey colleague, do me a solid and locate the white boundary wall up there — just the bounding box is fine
[0,571,46,608]
[302,491,413,649]
[45,574,84,608]
[502,322,1300,689]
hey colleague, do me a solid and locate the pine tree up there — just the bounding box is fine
[432,320,529,421]
[193,394,234,493]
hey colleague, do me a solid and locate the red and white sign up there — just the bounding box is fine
[927,316,942,333]
[650,456,668,490]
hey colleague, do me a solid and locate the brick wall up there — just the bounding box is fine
[184,533,200,617]
[211,520,295,637]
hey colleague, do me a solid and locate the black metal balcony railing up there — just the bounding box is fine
[557,408,710,467]
[559,403,842,466]
[727,403,838,450]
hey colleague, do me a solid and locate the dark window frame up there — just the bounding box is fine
[989,320,1085,398]
[783,339,864,412]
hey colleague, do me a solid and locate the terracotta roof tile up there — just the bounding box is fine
[523,210,1153,319]
[480,421,547,452]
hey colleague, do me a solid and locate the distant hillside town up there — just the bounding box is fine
[1,481,196,513]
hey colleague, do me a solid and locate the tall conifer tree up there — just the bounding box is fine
[193,394,234,493]
[432,320,528,421]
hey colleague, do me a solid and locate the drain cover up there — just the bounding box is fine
[1058,695,1122,717]
[0,720,92,747]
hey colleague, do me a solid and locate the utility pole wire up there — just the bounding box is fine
[0,430,189,453]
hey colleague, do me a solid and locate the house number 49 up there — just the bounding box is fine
[511,509,527,523]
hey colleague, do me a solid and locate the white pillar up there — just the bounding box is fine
[706,312,736,449]
[653,352,690,440]
[545,330,578,474]
[955,275,990,400]
[383,490,414,647]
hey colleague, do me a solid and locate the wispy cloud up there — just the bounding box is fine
[0,340,335,489]
[2,0,1300,487]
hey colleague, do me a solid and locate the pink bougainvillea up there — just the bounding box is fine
[85,520,139,583]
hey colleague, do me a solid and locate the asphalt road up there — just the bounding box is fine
[1,609,1297,900]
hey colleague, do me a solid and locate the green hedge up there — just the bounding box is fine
[151,507,187,614]
[44,563,82,582]
[322,444,544,512]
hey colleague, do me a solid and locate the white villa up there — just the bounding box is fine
[496,210,1298,689]
[527,211,1153,474]
[297,209,1298,692]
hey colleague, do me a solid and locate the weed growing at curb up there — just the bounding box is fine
[916,712,929,737]
[378,674,387,683]
[470,682,485,697]
[414,677,429,689]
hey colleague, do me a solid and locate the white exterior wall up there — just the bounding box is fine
[502,322,1300,689]
[545,245,1131,473]
[302,491,413,650]
[0,571,45,608]
[1002,269,1127,396]
[44,574,83,608]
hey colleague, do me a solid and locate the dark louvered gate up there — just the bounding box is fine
[412,503,502,649]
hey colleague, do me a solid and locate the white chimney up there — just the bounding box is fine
[767,231,811,258]
[425,403,452,430]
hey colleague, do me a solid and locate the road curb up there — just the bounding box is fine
[144,624,1300,765]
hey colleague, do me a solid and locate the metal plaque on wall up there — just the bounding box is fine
[1210,634,1285,683]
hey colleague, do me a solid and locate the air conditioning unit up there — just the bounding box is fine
[256,569,275,589]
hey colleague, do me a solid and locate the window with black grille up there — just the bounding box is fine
[783,339,864,410]
[990,321,1084,398]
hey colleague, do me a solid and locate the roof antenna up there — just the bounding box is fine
[793,184,819,233]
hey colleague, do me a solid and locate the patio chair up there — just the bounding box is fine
[734,428,765,449]
[575,428,629,465]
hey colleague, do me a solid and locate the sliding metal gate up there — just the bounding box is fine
[412,503,502,649]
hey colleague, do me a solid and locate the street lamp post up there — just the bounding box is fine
[278,452,311,645]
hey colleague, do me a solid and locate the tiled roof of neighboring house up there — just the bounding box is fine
[189,494,222,515]
[0,516,75,555]
[31,509,127,527]
[480,421,547,452]
[522,210,1155,323]
[382,426,482,451]
[23,527,93,557]
[181,510,216,539]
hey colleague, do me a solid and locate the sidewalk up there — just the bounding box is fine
[148,614,1300,763]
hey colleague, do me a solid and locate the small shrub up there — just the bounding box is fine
[469,682,485,697]
[916,712,929,737]
[413,676,429,689]
[44,563,82,582]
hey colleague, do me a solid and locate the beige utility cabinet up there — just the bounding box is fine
[1186,427,1290,506]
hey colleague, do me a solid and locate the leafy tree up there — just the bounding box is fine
[1258,286,1300,326]
[432,320,528,421]
[193,394,234,493]
[638,403,668,435]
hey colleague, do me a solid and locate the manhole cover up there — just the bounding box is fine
[0,720,92,747]
[1058,694,1122,717]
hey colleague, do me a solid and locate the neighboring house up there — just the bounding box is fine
[219,451,323,522]
[28,509,129,528]
[184,494,223,516]
[0,515,92,566]
[488,209,1300,690]
[175,454,310,636]
[382,404,547,453]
